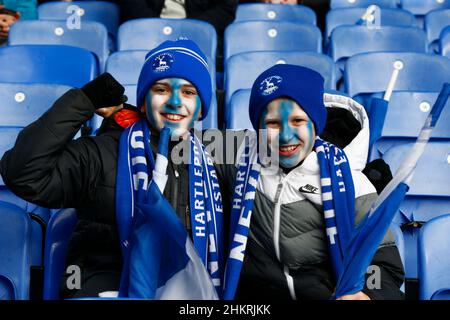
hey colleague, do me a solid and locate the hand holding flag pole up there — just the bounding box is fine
[334,83,450,299]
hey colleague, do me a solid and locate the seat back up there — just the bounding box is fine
[228,89,252,130]
[441,25,450,57]
[43,208,78,300]
[330,0,397,9]
[0,45,98,87]
[330,26,427,69]
[418,214,450,300]
[370,91,450,160]
[424,9,450,52]
[0,83,72,128]
[235,3,316,24]
[224,21,322,61]
[326,7,415,39]
[401,0,450,16]
[117,18,217,62]
[224,51,337,127]
[0,201,33,300]
[38,1,120,38]
[9,20,108,72]
[345,52,450,102]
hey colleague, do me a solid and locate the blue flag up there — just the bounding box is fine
[334,83,450,299]
[125,179,218,299]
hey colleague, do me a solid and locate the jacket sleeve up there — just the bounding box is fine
[355,193,405,300]
[0,89,103,209]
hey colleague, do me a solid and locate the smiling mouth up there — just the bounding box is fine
[160,112,187,122]
[279,144,301,157]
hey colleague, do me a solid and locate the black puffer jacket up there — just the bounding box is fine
[0,89,193,297]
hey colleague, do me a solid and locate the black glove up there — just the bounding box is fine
[363,159,393,194]
[81,73,127,109]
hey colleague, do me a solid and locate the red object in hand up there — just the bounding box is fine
[114,108,142,128]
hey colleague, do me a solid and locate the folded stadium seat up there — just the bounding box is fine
[235,3,317,24]
[440,25,450,57]
[330,0,398,9]
[401,0,450,28]
[224,21,322,63]
[224,51,338,128]
[344,52,450,109]
[424,9,450,53]
[0,45,98,88]
[382,141,450,282]
[369,91,450,161]
[38,1,120,51]
[43,208,77,300]
[330,26,427,72]
[418,214,450,300]
[0,201,33,300]
[8,20,109,72]
[117,18,217,64]
[101,50,219,131]
[325,7,416,41]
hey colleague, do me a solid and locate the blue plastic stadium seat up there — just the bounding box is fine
[370,91,450,161]
[344,52,450,107]
[104,50,218,130]
[441,25,450,57]
[0,201,33,300]
[117,18,217,63]
[330,26,427,70]
[38,1,119,40]
[325,7,415,40]
[43,208,78,300]
[228,89,252,130]
[418,214,450,300]
[8,20,108,72]
[0,45,98,88]
[224,21,322,61]
[401,0,450,16]
[424,9,450,52]
[224,51,338,128]
[235,3,316,24]
[330,0,398,9]
[383,141,450,279]
[0,127,50,268]
[0,83,72,128]
[105,50,147,85]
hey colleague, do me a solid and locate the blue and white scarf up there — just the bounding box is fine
[116,119,224,297]
[223,136,355,299]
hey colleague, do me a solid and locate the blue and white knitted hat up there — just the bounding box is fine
[136,39,212,120]
[249,64,327,134]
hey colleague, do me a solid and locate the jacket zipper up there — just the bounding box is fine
[273,172,298,300]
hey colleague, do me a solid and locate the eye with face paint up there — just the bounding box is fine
[144,78,202,139]
[259,98,316,169]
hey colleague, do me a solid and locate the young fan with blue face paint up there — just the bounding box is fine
[221,64,405,300]
[1,39,225,299]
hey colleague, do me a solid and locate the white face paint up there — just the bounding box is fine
[145,78,202,139]
[260,98,316,169]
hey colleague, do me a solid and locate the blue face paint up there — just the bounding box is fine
[145,78,202,137]
[260,99,315,169]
